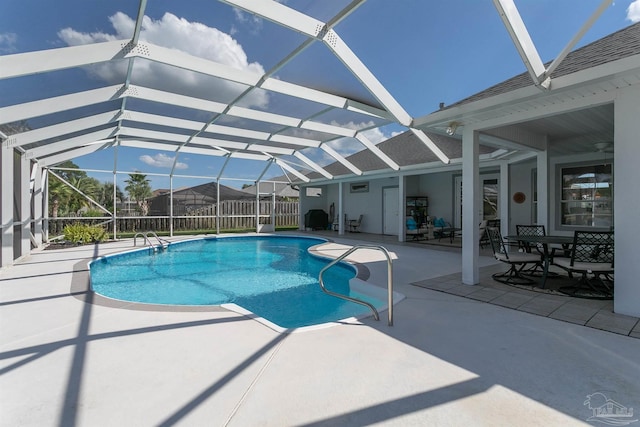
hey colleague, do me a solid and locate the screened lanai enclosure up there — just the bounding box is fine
[1,0,460,248]
[3,0,640,319]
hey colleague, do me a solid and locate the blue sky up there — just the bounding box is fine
[1,0,639,191]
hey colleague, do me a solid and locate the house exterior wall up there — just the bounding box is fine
[300,184,329,230]
[614,85,640,317]
[509,159,536,235]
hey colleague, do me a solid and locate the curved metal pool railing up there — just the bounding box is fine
[318,245,393,326]
[133,230,170,252]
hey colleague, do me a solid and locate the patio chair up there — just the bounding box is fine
[348,215,363,232]
[432,218,461,243]
[516,224,555,277]
[554,231,614,299]
[480,219,500,248]
[332,213,347,231]
[406,216,421,240]
[479,220,488,248]
[486,227,542,285]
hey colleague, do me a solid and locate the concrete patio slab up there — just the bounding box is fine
[2,232,639,426]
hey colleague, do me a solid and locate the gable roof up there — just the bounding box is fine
[442,22,640,110]
[150,181,253,202]
[302,131,495,181]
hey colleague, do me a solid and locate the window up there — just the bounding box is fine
[350,182,369,193]
[560,164,612,227]
[305,187,322,197]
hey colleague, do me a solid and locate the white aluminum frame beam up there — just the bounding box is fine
[0,85,122,124]
[493,0,548,88]
[355,133,400,170]
[25,128,116,159]
[0,40,126,80]
[2,110,121,149]
[39,144,108,167]
[410,129,450,164]
[323,30,412,126]
[2,83,380,157]
[220,0,321,37]
[320,144,362,176]
[48,170,112,215]
[275,159,310,182]
[293,152,333,179]
[542,0,612,81]
[1,40,388,124]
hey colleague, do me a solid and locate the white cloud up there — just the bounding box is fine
[0,32,17,53]
[628,0,640,22]
[57,12,268,108]
[140,153,188,169]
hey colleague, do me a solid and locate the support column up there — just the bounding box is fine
[111,172,117,240]
[32,164,43,247]
[499,161,509,236]
[170,175,174,237]
[461,127,480,285]
[338,182,345,235]
[613,86,640,317]
[20,155,31,257]
[398,175,406,242]
[42,170,49,242]
[536,140,549,229]
[1,145,14,267]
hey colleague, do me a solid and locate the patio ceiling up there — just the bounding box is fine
[0,0,626,183]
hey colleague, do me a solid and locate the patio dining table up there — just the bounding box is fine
[505,234,574,288]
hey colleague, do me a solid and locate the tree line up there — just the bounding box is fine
[48,160,152,217]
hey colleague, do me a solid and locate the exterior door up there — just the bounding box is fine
[383,186,399,235]
[454,174,500,229]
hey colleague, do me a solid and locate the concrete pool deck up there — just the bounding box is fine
[1,233,639,426]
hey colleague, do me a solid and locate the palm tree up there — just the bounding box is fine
[97,182,125,214]
[47,160,91,216]
[48,175,72,218]
[125,173,152,216]
[67,176,101,214]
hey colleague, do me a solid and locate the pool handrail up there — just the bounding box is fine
[133,231,170,252]
[318,244,393,326]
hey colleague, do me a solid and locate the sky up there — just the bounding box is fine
[1,0,639,191]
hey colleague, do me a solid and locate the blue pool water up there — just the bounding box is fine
[90,236,383,328]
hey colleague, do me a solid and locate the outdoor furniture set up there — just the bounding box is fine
[487,225,614,299]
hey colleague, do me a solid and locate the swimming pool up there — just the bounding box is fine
[89,235,385,329]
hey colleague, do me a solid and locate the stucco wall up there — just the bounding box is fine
[509,160,536,235]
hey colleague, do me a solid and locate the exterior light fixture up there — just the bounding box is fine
[446,122,459,136]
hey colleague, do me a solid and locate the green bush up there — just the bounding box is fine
[82,209,106,217]
[63,223,109,244]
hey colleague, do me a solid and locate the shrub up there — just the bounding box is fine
[82,209,106,217]
[63,223,108,244]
